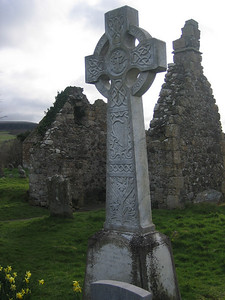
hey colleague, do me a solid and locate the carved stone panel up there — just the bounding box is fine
[85,5,167,233]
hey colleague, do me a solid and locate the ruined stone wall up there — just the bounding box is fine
[25,87,107,208]
[24,21,225,210]
[147,20,225,208]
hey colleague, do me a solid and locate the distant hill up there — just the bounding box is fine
[0,121,38,135]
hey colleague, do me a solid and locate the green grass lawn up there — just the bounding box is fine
[0,171,225,299]
[0,131,16,143]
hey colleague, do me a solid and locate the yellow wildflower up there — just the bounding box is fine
[21,288,25,295]
[16,292,23,299]
[4,265,12,273]
[6,273,11,280]
[7,266,12,272]
[9,276,15,284]
[0,266,3,271]
[73,280,82,293]
[73,285,82,293]
[11,284,16,291]
[25,271,31,279]
[38,279,44,285]
[25,277,29,284]
[25,288,30,294]
[13,272,17,278]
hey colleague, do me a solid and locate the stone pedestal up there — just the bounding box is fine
[83,230,180,300]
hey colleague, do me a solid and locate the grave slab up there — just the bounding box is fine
[91,280,152,300]
[47,174,73,218]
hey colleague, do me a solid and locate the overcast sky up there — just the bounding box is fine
[0,0,224,131]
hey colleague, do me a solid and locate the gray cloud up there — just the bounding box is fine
[0,0,37,48]
[0,0,224,131]
[69,0,123,30]
[69,3,104,30]
[1,95,48,122]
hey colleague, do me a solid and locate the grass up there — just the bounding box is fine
[0,170,225,299]
[0,131,16,143]
[0,212,104,299]
[0,169,48,221]
[154,205,225,300]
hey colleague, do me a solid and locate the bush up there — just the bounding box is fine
[37,87,75,136]
[0,139,22,168]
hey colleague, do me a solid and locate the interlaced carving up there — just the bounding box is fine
[107,15,124,41]
[109,164,133,173]
[111,80,127,107]
[132,44,152,66]
[85,6,166,232]
[108,176,137,225]
[109,49,128,75]
[86,58,104,81]
[109,110,133,160]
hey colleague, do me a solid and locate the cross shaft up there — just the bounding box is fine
[85,6,166,233]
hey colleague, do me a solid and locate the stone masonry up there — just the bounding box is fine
[24,87,107,208]
[146,20,225,208]
[24,21,225,210]
[83,6,180,300]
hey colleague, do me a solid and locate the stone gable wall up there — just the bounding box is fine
[25,87,107,208]
[24,20,225,210]
[146,20,225,208]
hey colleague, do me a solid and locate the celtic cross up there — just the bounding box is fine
[85,6,166,233]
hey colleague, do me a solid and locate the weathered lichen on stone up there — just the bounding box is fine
[24,86,107,210]
[147,19,225,209]
[23,18,225,216]
[173,19,200,52]
[85,5,166,233]
[84,6,180,300]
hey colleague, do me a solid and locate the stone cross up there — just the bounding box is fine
[85,6,166,233]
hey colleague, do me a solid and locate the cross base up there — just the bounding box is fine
[83,230,181,300]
